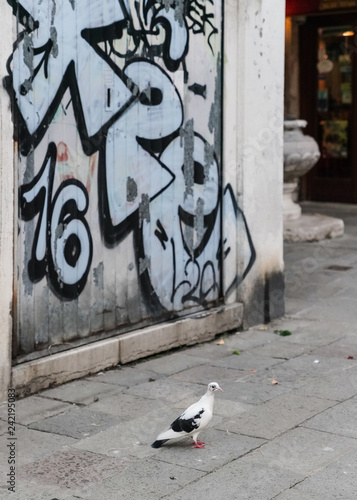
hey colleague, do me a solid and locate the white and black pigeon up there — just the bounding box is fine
[151,382,223,449]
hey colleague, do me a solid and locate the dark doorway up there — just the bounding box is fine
[300,14,357,203]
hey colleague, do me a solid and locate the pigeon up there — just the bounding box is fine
[151,382,223,449]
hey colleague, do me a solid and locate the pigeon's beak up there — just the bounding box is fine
[218,387,223,391]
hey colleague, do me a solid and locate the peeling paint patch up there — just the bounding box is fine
[208,52,222,160]
[180,119,195,199]
[139,193,150,227]
[162,0,174,13]
[128,262,134,271]
[24,153,35,185]
[93,262,104,289]
[68,0,75,10]
[174,0,185,27]
[204,141,215,180]
[22,32,33,74]
[183,224,194,257]
[50,0,57,25]
[50,27,59,58]
[139,256,150,274]
[194,197,205,242]
[55,223,65,239]
[126,176,138,202]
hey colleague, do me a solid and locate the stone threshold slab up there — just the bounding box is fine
[11,303,243,398]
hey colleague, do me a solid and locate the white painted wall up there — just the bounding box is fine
[224,0,286,325]
[0,8,14,402]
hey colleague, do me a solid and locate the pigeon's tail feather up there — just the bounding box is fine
[151,439,169,448]
[157,427,183,441]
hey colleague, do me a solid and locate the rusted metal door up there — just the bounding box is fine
[6,0,254,363]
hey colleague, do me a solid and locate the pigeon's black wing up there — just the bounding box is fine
[171,408,205,434]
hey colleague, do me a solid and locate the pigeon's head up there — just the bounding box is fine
[208,382,223,392]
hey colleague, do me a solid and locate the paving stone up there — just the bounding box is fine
[295,365,357,402]
[0,396,71,426]
[269,320,348,347]
[163,457,303,500]
[294,449,357,499]
[215,380,291,405]
[293,296,357,324]
[125,378,206,404]
[73,406,177,460]
[135,352,209,376]
[221,330,279,350]
[0,418,7,436]
[169,364,248,386]
[244,427,357,476]
[310,340,357,359]
[17,449,127,490]
[0,425,76,466]
[212,352,284,372]
[330,269,357,290]
[0,481,78,500]
[303,398,357,439]
[284,297,315,316]
[82,457,206,500]
[268,318,319,333]
[285,268,340,293]
[88,366,161,386]
[251,354,356,389]
[152,429,265,472]
[184,341,235,360]
[40,379,122,405]
[247,339,310,359]
[216,393,336,440]
[210,399,255,418]
[29,407,121,439]
[285,283,343,305]
[85,391,166,418]
[274,488,326,499]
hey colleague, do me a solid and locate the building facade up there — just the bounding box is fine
[0,0,286,401]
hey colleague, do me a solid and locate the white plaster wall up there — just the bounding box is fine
[224,0,286,325]
[0,9,14,402]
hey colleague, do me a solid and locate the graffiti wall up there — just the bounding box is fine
[5,0,255,359]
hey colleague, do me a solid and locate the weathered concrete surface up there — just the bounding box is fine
[0,201,357,499]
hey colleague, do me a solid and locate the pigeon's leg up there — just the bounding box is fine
[191,437,205,445]
[192,434,205,449]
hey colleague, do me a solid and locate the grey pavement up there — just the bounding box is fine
[1,201,357,499]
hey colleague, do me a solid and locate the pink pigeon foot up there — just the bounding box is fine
[192,443,205,449]
[191,438,205,445]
